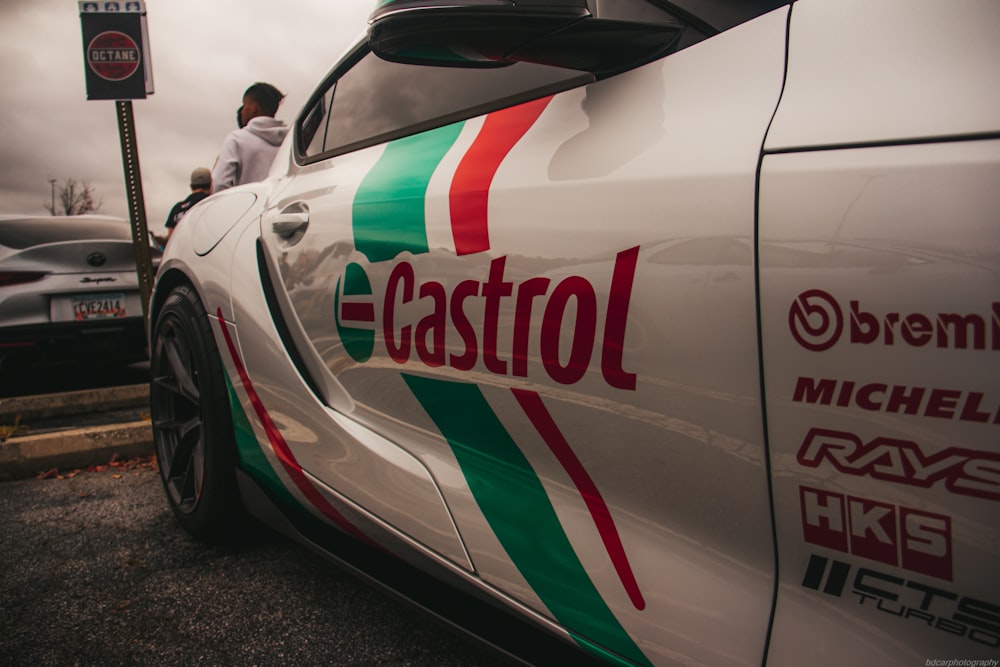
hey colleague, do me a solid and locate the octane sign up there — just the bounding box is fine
[87,31,140,81]
[79,1,152,100]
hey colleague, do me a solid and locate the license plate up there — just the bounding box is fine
[72,292,127,320]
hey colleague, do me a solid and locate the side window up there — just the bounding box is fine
[295,47,592,164]
[299,86,333,157]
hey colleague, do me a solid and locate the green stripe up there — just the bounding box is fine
[352,122,464,263]
[402,374,650,666]
[226,373,298,509]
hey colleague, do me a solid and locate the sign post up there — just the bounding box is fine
[79,1,155,332]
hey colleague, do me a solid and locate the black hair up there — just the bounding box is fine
[244,82,285,117]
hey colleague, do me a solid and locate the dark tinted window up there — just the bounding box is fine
[297,48,592,163]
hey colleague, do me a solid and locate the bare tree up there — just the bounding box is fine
[43,178,103,216]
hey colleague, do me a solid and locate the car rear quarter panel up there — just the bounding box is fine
[760,0,1000,662]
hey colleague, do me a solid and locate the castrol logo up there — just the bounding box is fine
[335,248,640,390]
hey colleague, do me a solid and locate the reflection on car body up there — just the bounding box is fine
[147,0,1000,664]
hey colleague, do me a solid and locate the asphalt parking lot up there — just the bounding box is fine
[0,365,563,667]
[0,361,512,665]
[0,464,519,667]
[0,364,596,666]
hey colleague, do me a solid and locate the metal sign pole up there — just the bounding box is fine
[115,99,153,332]
[80,1,155,336]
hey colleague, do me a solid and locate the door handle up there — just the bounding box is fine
[271,212,309,238]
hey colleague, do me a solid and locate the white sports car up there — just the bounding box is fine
[148,0,1000,664]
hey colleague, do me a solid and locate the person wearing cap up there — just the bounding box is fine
[211,82,289,193]
[156,167,212,247]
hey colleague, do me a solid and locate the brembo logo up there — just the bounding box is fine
[789,290,1000,352]
[789,289,843,351]
[335,247,639,390]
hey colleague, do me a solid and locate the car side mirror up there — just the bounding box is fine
[368,0,683,77]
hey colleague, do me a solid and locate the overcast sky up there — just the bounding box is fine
[0,0,372,233]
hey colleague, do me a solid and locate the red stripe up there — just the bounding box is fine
[449,96,553,256]
[340,302,375,323]
[512,388,646,611]
[215,309,371,543]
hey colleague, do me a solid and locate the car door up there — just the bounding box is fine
[759,0,1000,663]
[257,3,789,665]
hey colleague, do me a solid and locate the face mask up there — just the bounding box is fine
[236,105,245,129]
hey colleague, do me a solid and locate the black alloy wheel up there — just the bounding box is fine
[150,284,244,541]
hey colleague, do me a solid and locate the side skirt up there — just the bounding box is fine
[235,469,608,667]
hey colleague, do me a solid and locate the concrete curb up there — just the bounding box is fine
[0,421,153,481]
[0,384,150,422]
[0,384,154,481]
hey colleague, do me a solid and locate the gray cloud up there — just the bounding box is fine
[0,0,370,232]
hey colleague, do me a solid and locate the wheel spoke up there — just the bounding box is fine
[162,328,200,404]
[190,437,205,502]
[152,413,200,438]
[173,434,204,511]
[167,419,201,481]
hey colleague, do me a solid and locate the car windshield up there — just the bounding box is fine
[0,217,131,249]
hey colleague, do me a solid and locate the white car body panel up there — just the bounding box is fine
[148,0,1000,663]
[228,218,476,570]
[766,0,1000,150]
[761,139,1000,663]
[761,0,1000,660]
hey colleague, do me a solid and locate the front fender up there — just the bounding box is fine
[150,184,271,334]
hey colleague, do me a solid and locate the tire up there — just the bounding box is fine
[150,284,245,541]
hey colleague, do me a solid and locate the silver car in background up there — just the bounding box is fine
[0,214,157,368]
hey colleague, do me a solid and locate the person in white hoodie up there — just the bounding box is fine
[211,82,289,193]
